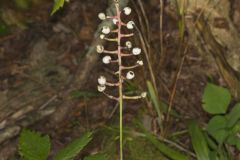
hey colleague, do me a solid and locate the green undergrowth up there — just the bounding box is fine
[188,82,240,160]
[96,107,189,160]
[0,0,66,38]
[18,129,98,160]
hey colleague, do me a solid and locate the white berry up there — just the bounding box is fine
[96,45,104,53]
[98,13,106,20]
[132,47,141,55]
[126,71,135,80]
[102,56,111,64]
[98,85,106,92]
[127,21,134,29]
[100,34,105,39]
[102,26,110,34]
[125,41,132,48]
[98,76,106,85]
[123,7,132,15]
[141,92,147,98]
[137,60,143,66]
[113,19,118,25]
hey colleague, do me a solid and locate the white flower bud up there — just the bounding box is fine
[125,41,132,48]
[100,34,105,39]
[123,7,132,15]
[126,71,135,80]
[98,85,106,92]
[102,56,111,64]
[137,60,143,66]
[98,76,106,85]
[96,45,104,53]
[141,92,147,98]
[126,21,134,29]
[98,13,106,20]
[113,19,118,25]
[102,26,110,34]
[132,47,141,55]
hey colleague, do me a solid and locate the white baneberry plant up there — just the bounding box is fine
[96,0,146,159]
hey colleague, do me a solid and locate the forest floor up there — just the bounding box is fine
[0,0,240,159]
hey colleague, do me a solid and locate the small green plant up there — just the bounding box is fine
[19,129,51,160]
[189,83,240,160]
[203,83,240,149]
[18,129,102,160]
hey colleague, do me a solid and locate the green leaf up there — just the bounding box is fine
[202,83,231,114]
[147,81,163,129]
[142,128,189,160]
[226,121,240,150]
[207,116,228,144]
[226,103,240,128]
[147,81,162,113]
[204,133,219,151]
[84,154,107,160]
[209,151,219,160]
[231,121,240,134]
[236,139,240,150]
[226,135,237,146]
[18,129,50,160]
[188,120,210,160]
[147,81,179,118]
[51,0,65,15]
[53,132,93,160]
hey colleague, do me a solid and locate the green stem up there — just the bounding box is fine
[115,2,123,160]
[119,88,123,160]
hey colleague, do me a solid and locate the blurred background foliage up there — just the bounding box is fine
[0,0,51,34]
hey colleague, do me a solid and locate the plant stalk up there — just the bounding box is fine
[116,3,123,160]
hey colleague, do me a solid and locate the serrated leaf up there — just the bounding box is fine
[51,0,65,15]
[207,116,228,144]
[202,83,231,114]
[84,154,107,160]
[53,132,93,160]
[188,120,210,160]
[226,103,240,128]
[18,129,50,160]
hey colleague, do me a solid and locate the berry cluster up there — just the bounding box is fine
[96,1,146,101]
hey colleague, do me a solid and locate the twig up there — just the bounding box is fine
[166,45,188,122]
[159,0,164,57]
